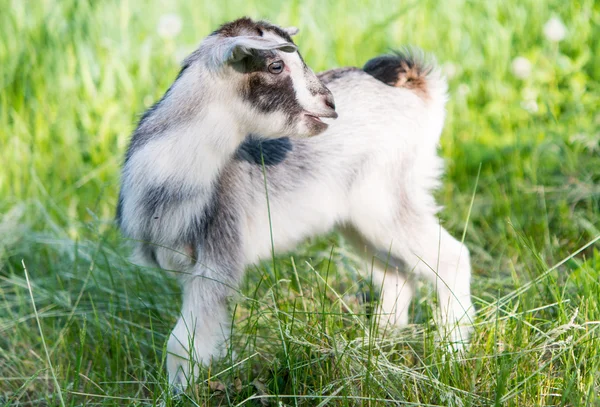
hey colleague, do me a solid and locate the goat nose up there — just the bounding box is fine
[323,93,336,111]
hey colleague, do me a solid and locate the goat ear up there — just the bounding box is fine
[220,36,297,65]
[283,26,299,36]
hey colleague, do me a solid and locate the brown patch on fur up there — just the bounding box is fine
[213,17,294,43]
[393,60,431,99]
[363,52,433,100]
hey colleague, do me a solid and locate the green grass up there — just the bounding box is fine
[1,0,600,405]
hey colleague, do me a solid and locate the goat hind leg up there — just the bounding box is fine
[353,216,475,347]
[371,262,413,328]
[342,227,413,328]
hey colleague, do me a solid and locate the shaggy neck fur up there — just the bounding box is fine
[130,70,246,188]
[120,69,250,249]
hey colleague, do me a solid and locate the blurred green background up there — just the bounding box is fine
[1,0,599,405]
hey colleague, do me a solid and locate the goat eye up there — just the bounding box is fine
[268,61,284,74]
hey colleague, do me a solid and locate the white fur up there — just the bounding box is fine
[162,71,474,387]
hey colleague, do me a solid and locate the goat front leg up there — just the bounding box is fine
[167,266,235,389]
[352,215,475,349]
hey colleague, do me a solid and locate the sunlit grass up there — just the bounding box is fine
[1,0,599,405]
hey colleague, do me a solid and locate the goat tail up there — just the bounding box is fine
[363,48,447,105]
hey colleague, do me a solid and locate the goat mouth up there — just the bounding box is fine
[305,111,338,124]
[305,114,324,124]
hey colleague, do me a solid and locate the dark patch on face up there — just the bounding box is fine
[232,49,303,120]
[363,51,431,98]
[243,73,301,117]
[236,53,333,135]
[231,49,276,73]
[236,135,293,166]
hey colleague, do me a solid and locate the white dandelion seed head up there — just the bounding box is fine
[543,17,567,42]
[442,61,458,80]
[157,13,183,40]
[457,83,470,97]
[511,56,532,79]
[521,99,538,113]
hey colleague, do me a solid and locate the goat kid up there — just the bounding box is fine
[118,18,475,387]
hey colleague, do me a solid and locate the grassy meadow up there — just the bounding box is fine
[1,0,600,405]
